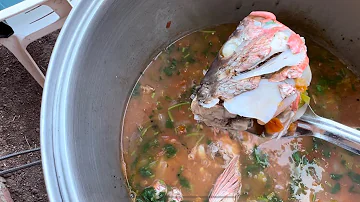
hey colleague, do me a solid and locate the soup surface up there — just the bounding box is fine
[122,24,360,202]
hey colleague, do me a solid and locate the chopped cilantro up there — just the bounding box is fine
[253,146,269,168]
[186,56,196,63]
[142,139,159,153]
[163,66,174,76]
[322,148,331,158]
[331,182,341,194]
[165,119,174,128]
[139,166,153,177]
[316,84,324,93]
[163,144,177,158]
[132,82,141,96]
[348,171,360,184]
[330,173,343,181]
[245,147,269,176]
[163,59,177,76]
[136,187,166,202]
[177,166,191,189]
[292,151,301,165]
[257,193,283,202]
[165,96,172,101]
[313,137,323,150]
[349,184,360,194]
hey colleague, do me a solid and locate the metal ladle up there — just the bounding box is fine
[296,106,360,155]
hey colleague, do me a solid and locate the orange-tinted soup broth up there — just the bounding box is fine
[122,24,360,202]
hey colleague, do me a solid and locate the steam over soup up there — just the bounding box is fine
[122,23,360,202]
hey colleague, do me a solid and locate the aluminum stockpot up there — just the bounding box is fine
[41,0,360,201]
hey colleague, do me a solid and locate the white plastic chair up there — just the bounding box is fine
[0,0,73,87]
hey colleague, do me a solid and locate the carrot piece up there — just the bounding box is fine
[288,122,298,133]
[264,118,284,134]
[295,78,308,93]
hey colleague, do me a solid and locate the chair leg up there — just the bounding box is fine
[1,35,45,87]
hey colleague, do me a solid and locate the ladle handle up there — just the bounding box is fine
[301,114,360,155]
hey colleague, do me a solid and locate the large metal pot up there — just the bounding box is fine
[41,0,360,201]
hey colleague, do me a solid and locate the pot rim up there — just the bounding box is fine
[40,0,108,201]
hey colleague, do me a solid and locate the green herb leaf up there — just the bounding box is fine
[163,66,174,76]
[165,119,174,128]
[164,144,177,158]
[245,164,261,176]
[257,192,283,202]
[171,58,177,66]
[313,137,323,150]
[163,59,177,76]
[322,148,331,158]
[164,96,172,101]
[292,151,301,165]
[253,146,269,168]
[349,184,360,194]
[142,139,159,153]
[331,182,341,194]
[177,166,191,189]
[330,173,343,181]
[139,166,153,177]
[137,187,167,202]
[186,56,196,63]
[316,84,324,93]
[348,171,360,184]
[132,83,141,96]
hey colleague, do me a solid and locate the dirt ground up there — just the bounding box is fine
[0,30,60,202]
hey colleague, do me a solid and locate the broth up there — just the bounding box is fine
[122,24,360,201]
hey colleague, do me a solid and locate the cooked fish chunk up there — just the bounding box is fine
[191,11,311,136]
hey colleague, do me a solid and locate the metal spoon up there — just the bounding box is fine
[251,106,360,155]
[296,106,360,155]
